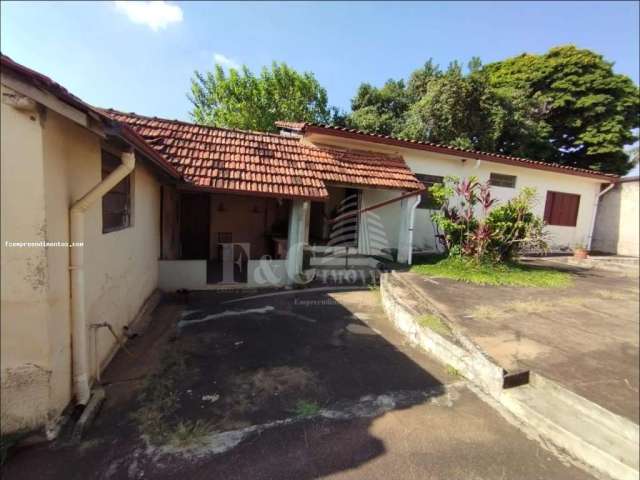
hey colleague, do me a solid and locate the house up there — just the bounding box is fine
[0,55,619,436]
[103,110,423,290]
[275,121,617,257]
[591,176,640,256]
[1,55,181,435]
[0,55,421,435]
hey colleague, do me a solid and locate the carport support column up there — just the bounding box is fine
[397,194,421,264]
[286,199,310,284]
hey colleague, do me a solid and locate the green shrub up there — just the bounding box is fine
[430,177,548,262]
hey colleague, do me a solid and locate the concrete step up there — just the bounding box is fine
[309,255,381,268]
[501,379,639,480]
[304,267,380,285]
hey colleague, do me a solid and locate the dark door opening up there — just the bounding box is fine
[180,193,210,259]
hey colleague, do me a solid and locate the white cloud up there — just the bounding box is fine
[214,53,240,70]
[114,1,183,31]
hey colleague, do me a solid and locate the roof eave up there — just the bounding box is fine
[304,125,618,183]
[177,182,328,202]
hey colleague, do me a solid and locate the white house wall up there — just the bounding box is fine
[305,134,604,254]
[592,180,639,256]
[403,150,602,252]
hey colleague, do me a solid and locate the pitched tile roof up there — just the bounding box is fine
[0,54,181,179]
[274,121,308,131]
[104,110,424,200]
[277,122,618,181]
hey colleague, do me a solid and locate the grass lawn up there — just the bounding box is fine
[410,255,572,288]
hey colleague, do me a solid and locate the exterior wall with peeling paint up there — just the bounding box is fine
[1,84,53,433]
[1,85,163,434]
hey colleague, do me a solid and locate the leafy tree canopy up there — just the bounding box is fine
[189,62,334,132]
[485,46,639,174]
[347,46,639,175]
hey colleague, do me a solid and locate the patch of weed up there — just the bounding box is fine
[131,348,196,446]
[368,284,381,304]
[470,305,503,320]
[417,314,452,336]
[292,400,321,418]
[445,365,461,378]
[594,289,628,300]
[507,300,552,315]
[411,256,572,288]
[167,420,211,448]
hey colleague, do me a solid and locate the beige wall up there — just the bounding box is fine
[306,134,603,253]
[592,180,639,256]
[208,193,287,260]
[1,83,163,433]
[1,85,52,432]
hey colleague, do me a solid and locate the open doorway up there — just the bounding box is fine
[180,193,210,259]
[308,187,360,247]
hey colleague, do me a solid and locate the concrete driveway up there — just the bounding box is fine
[2,287,593,480]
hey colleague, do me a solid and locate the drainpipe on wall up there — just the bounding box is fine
[69,151,135,405]
[285,199,310,284]
[586,182,615,252]
[397,194,421,265]
[406,194,421,265]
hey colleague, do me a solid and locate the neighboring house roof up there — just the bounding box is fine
[619,175,639,183]
[275,121,619,182]
[0,54,181,180]
[104,110,424,200]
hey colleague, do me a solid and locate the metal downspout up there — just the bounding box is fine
[69,151,135,404]
[586,183,615,252]
[406,194,421,265]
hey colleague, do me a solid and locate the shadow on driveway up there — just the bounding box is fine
[2,287,451,480]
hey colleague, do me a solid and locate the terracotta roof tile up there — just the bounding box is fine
[278,122,618,181]
[104,110,423,200]
[0,55,181,180]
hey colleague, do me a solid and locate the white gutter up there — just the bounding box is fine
[586,182,615,252]
[69,151,135,404]
[406,194,421,265]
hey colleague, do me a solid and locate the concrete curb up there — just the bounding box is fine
[380,272,503,397]
[380,271,640,480]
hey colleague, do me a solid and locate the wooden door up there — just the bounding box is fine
[180,193,210,259]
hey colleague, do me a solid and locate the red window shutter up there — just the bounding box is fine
[544,191,555,223]
[544,191,580,227]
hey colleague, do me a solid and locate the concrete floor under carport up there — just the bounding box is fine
[2,288,594,480]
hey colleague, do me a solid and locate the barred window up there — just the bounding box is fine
[416,174,444,209]
[489,173,517,188]
[102,150,132,233]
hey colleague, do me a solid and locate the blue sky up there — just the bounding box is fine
[2,1,639,123]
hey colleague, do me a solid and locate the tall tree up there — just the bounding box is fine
[348,60,536,153]
[189,62,332,132]
[348,79,410,136]
[347,47,639,174]
[399,61,504,150]
[485,45,639,174]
